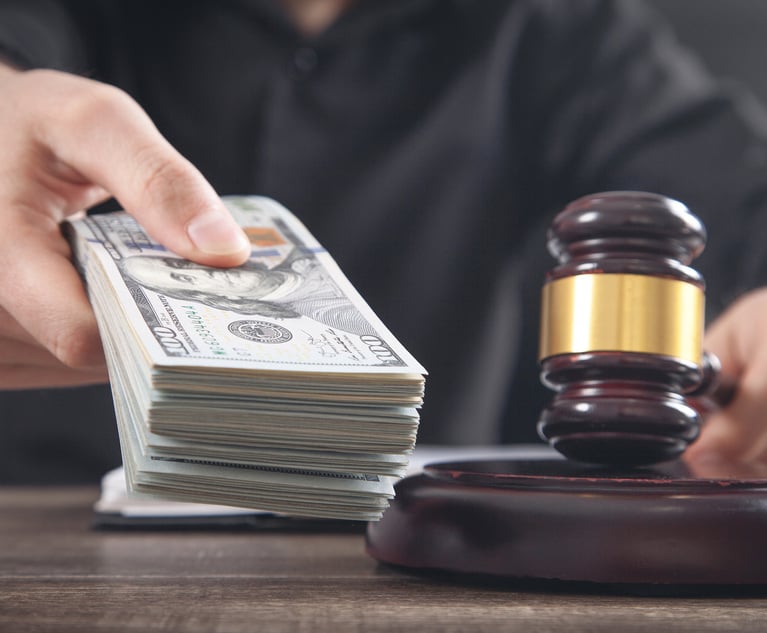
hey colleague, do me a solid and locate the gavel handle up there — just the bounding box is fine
[689,351,737,414]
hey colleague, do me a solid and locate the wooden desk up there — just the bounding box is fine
[0,487,766,632]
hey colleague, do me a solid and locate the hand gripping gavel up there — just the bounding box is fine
[537,191,734,466]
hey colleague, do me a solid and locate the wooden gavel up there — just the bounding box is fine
[537,191,735,466]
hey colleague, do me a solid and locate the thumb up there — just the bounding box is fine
[35,72,251,266]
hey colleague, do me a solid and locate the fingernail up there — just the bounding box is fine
[187,210,250,256]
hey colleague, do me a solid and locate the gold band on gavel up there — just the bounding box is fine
[539,273,705,364]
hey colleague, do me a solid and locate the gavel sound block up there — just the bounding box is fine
[366,192,767,588]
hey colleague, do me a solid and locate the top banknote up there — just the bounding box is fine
[69,196,426,381]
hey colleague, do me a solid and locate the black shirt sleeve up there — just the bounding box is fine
[499,0,767,441]
[518,0,767,319]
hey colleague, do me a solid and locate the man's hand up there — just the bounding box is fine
[686,287,767,465]
[0,65,251,390]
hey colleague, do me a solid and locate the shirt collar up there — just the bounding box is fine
[226,0,451,42]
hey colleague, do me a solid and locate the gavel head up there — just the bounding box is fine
[537,191,712,466]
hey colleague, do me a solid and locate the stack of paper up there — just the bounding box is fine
[69,196,426,520]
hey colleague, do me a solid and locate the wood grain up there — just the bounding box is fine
[0,487,765,632]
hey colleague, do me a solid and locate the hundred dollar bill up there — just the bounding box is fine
[112,375,396,521]
[68,196,426,519]
[69,196,426,383]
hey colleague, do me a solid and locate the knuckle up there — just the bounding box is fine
[138,150,182,193]
[134,148,195,208]
[76,83,136,124]
[53,77,139,131]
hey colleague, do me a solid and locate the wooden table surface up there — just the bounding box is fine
[1,486,766,633]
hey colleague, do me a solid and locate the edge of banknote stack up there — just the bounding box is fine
[67,196,426,521]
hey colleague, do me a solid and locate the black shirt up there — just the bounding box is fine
[3,0,767,482]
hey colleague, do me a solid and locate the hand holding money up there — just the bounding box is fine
[69,196,426,520]
[0,62,249,390]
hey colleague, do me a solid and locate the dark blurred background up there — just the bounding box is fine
[649,0,767,105]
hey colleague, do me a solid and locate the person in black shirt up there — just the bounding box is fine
[0,0,766,481]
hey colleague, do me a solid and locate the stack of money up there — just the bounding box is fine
[68,196,426,521]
